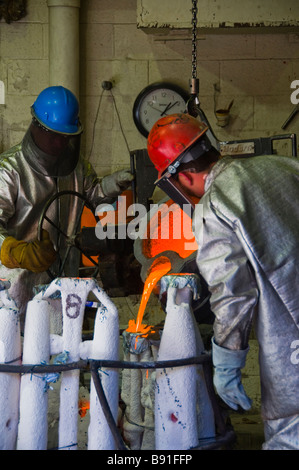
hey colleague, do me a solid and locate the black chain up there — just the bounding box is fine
[191,0,198,80]
[187,0,201,115]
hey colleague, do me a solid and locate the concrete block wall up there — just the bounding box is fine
[0,0,298,176]
[0,0,49,152]
[243,339,261,412]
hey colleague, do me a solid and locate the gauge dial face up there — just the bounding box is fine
[133,83,188,137]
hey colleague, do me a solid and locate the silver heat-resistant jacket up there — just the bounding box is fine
[193,155,299,421]
[0,142,105,316]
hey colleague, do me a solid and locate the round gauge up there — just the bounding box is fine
[133,82,189,137]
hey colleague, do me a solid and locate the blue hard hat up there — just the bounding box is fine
[31,86,83,135]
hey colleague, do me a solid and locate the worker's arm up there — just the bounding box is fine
[0,168,56,272]
[193,196,259,350]
[82,157,133,206]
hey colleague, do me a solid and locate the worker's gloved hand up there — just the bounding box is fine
[212,337,252,411]
[0,230,57,273]
[101,169,134,197]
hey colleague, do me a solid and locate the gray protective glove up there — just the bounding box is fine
[212,337,252,411]
[101,169,134,197]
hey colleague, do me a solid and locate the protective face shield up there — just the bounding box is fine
[22,86,83,177]
[147,113,210,215]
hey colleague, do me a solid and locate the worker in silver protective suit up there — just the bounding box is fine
[0,86,133,323]
[147,113,299,450]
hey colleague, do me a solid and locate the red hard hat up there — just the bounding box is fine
[147,113,208,174]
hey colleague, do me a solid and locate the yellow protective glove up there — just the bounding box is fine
[0,230,57,273]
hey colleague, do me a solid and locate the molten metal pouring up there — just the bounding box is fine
[126,256,171,335]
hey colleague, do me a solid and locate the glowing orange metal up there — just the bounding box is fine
[78,399,90,418]
[141,199,198,260]
[126,256,171,334]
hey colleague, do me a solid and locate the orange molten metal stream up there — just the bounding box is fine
[126,256,171,334]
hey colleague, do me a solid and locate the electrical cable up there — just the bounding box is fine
[109,88,131,158]
[88,88,104,161]
[88,86,132,164]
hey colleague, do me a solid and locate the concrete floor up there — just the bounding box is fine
[230,413,265,450]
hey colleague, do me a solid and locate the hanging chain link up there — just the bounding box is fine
[187,0,200,116]
[191,0,198,80]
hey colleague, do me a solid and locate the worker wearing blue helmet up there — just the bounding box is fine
[0,86,133,323]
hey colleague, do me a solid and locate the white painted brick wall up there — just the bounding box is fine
[0,0,298,172]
